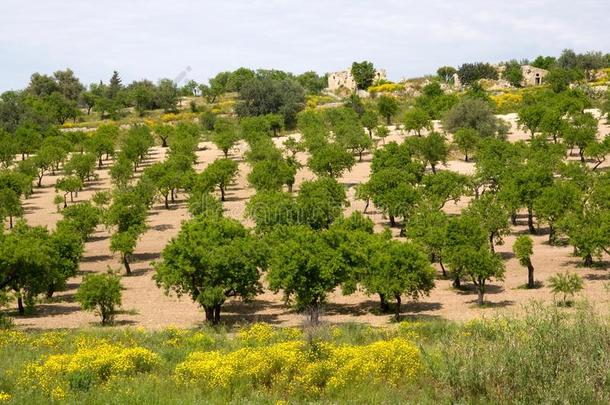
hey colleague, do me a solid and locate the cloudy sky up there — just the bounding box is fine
[1,0,608,91]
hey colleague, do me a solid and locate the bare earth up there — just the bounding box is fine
[9,112,610,330]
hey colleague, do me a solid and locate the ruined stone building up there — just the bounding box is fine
[327,68,387,91]
[520,65,548,86]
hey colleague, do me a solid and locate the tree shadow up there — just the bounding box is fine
[219,298,287,325]
[8,304,82,318]
[81,254,113,263]
[455,283,504,295]
[498,251,516,260]
[324,299,379,316]
[132,252,161,262]
[468,299,515,308]
[150,224,174,232]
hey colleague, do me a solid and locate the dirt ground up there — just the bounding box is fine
[8,111,610,330]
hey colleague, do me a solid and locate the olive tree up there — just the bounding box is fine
[76,273,122,325]
[513,235,536,288]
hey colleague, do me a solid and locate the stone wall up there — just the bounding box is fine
[327,69,387,91]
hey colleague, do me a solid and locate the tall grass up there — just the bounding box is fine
[1,303,610,404]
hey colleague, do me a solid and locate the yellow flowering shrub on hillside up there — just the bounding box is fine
[368,83,404,94]
[174,338,422,395]
[491,92,523,113]
[19,343,159,396]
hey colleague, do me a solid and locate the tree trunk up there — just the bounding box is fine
[214,305,221,324]
[162,138,168,148]
[17,295,24,315]
[511,212,517,226]
[220,186,225,201]
[579,148,585,163]
[204,306,215,324]
[37,175,43,187]
[9,216,13,229]
[308,303,320,325]
[477,284,485,306]
[527,262,535,289]
[394,294,402,321]
[359,151,363,162]
[548,224,555,245]
[527,208,536,234]
[439,259,447,278]
[431,164,437,174]
[453,276,461,289]
[584,253,593,267]
[379,293,390,313]
[363,199,369,214]
[98,157,103,168]
[386,116,391,125]
[123,254,132,275]
[489,233,495,253]
[164,194,169,209]
[389,215,396,227]
[464,152,469,162]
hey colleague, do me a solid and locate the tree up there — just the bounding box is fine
[513,235,535,288]
[564,112,598,162]
[296,177,347,229]
[377,95,399,125]
[444,214,488,289]
[61,201,101,240]
[235,76,305,129]
[548,271,583,306]
[403,107,432,136]
[85,131,115,168]
[212,118,240,158]
[128,80,157,115]
[0,188,23,229]
[518,103,546,138]
[110,230,139,276]
[64,153,97,183]
[154,216,263,324]
[152,123,175,148]
[307,143,355,178]
[368,168,420,227]
[0,129,17,168]
[246,191,296,232]
[55,176,83,207]
[156,78,179,112]
[453,128,480,162]
[360,109,380,138]
[533,181,581,244]
[0,221,56,314]
[465,193,510,253]
[267,225,348,324]
[334,122,372,161]
[503,61,524,87]
[350,61,376,90]
[462,247,505,305]
[443,98,505,138]
[363,238,436,321]
[417,132,449,173]
[248,158,293,192]
[296,71,326,94]
[188,191,223,218]
[407,206,449,276]
[76,273,122,325]
[47,220,84,297]
[457,62,498,85]
[197,158,238,201]
[437,66,457,83]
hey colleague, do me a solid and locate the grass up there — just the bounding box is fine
[1,302,610,404]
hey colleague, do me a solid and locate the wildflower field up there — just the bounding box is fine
[1,304,610,404]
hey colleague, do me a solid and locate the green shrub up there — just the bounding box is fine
[76,273,122,325]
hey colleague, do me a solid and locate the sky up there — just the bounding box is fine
[1,0,609,91]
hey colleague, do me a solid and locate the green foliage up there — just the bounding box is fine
[403,107,432,136]
[195,158,239,201]
[61,202,101,240]
[351,61,376,90]
[443,98,506,138]
[307,143,355,178]
[437,66,457,83]
[548,272,583,305]
[376,95,399,125]
[296,177,347,229]
[267,225,348,323]
[154,215,263,324]
[76,273,122,325]
[457,62,499,85]
[503,60,524,87]
[453,128,480,161]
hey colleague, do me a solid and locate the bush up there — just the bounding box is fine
[75,273,122,325]
[548,271,583,305]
